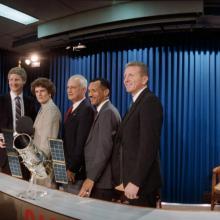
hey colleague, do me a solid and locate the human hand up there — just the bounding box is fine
[78,178,94,197]
[66,170,75,183]
[0,133,5,149]
[124,182,139,200]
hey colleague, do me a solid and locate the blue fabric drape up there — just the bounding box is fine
[49,39,220,203]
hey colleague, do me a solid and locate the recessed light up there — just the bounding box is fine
[0,3,38,25]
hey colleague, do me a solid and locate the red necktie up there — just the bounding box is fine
[64,106,73,122]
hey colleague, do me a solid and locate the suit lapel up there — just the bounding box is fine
[23,95,28,115]
[86,101,110,144]
[70,98,87,117]
[94,101,110,123]
[6,93,13,127]
[122,88,148,126]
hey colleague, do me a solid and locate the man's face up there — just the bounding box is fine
[123,66,148,96]
[88,81,107,106]
[8,74,25,95]
[35,86,51,104]
[67,78,85,103]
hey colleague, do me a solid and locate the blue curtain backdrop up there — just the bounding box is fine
[49,37,220,203]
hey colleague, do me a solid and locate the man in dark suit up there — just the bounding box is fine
[63,75,94,194]
[0,67,36,177]
[112,61,163,207]
[78,78,121,201]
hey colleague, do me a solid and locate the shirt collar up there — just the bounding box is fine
[132,86,147,103]
[72,97,85,111]
[96,99,109,113]
[10,91,23,100]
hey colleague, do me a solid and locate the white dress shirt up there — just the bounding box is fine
[132,86,147,103]
[72,97,86,112]
[96,99,109,113]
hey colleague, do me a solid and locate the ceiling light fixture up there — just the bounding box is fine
[30,54,39,62]
[66,43,86,52]
[0,3,38,25]
[65,46,71,50]
[25,59,31,65]
[20,53,41,68]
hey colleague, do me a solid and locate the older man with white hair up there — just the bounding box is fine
[63,74,95,194]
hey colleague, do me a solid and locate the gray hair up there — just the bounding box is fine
[125,61,149,77]
[8,67,27,82]
[68,74,87,88]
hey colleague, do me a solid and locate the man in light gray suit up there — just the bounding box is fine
[78,78,121,201]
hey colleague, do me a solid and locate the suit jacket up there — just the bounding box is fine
[63,98,95,180]
[85,101,121,189]
[112,88,163,195]
[0,93,36,172]
[33,99,61,158]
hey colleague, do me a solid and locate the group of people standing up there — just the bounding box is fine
[0,61,163,208]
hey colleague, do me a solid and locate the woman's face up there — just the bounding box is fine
[35,86,51,104]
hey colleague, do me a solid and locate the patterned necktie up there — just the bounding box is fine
[15,96,21,121]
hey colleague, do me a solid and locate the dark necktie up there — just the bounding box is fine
[64,106,73,122]
[15,96,21,121]
[129,100,134,110]
[94,109,98,121]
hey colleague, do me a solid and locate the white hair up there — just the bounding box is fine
[68,74,88,88]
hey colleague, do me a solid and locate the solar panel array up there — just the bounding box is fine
[8,154,22,178]
[2,129,16,153]
[49,139,68,184]
[50,139,65,162]
[2,129,23,178]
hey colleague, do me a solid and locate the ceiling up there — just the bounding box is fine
[0,0,128,53]
[0,0,219,54]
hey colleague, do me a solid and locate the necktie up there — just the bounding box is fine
[64,106,73,122]
[15,96,21,121]
[94,109,98,121]
[129,100,134,110]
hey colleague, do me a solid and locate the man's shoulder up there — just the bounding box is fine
[139,91,163,114]
[100,102,121,120]
[80,98,92,107]
[80,99,94,111]
[108,102,120,115]
[0,95,4,102]
[0,93,9,99]
[142,90,161,103]
[0,93,10,105]
[0,94,11,122]
[77,99,95,117]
